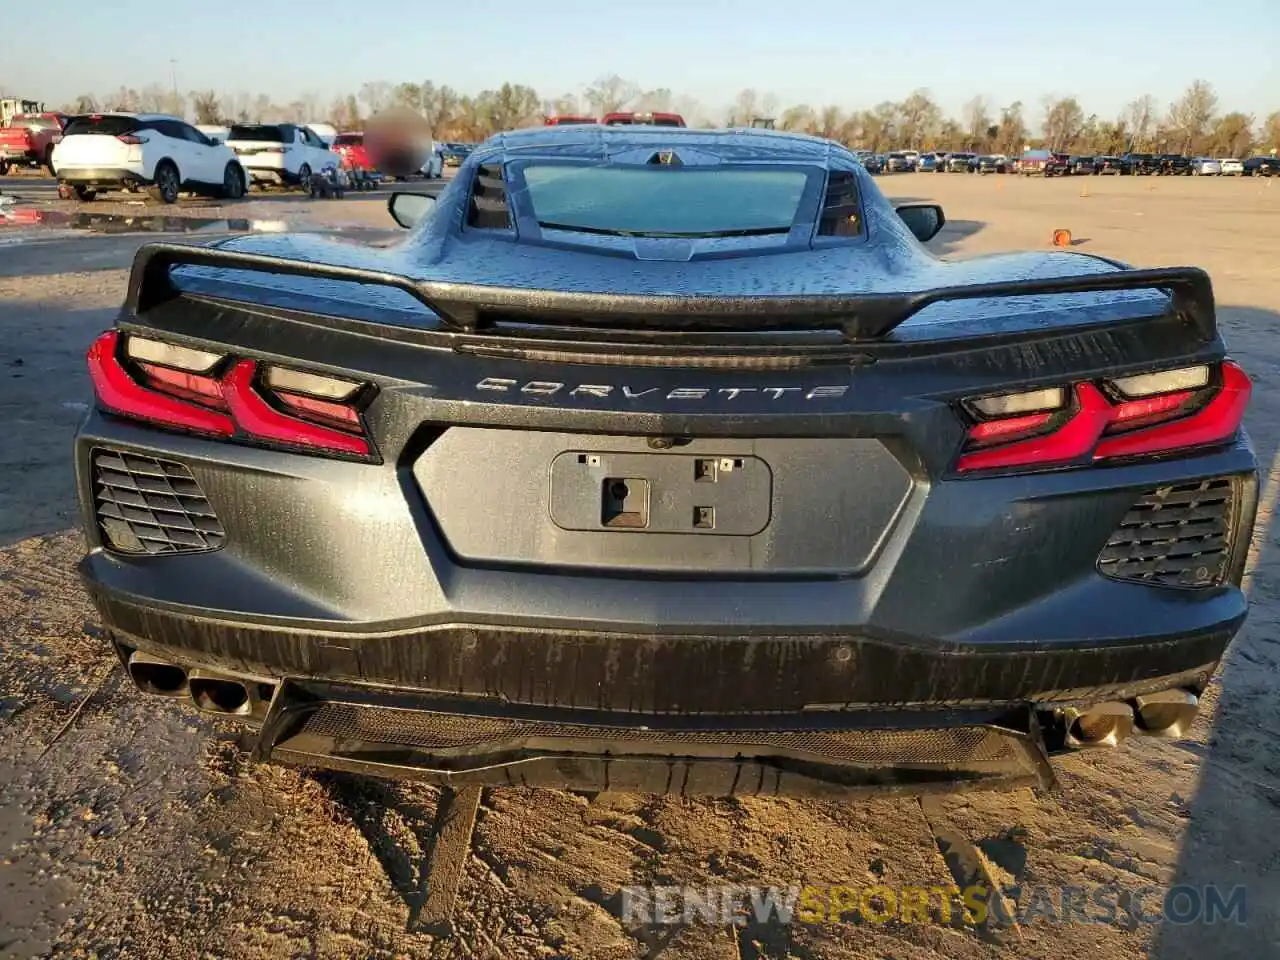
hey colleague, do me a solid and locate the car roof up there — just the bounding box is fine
[71,112,181,121]
[475,124,850,167]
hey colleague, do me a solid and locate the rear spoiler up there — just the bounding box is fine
[125,242,1217,342]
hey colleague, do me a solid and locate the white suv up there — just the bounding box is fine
[224,123,338,188]
[51,113,248,203]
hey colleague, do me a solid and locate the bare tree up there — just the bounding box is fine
[1264,111,1280,154]
[995,101,1027,156]
[1208,112,1253,158]
[635,88,675,114]
[156,78,1275,152]
[897,90,941,149]
[392,82,423,113]
[780,104,816,133]
[1168,80,1218,153]
[584,75,638,116]
[962,96,991,151]
[818,105,843,140]
[728,88,760,127]
[191,90,223,125]
[359,81,392,116]
[1124,94,1159,151]
[1042,95,1085,151]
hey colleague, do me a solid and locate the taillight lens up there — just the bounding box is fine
[955,361,1250,473]
[86,331,375,460]
[117,134,148,145]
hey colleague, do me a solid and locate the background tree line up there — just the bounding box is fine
[57,76,1280,157]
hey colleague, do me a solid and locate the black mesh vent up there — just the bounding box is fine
[296,703,1019,765]
[466,162,511,230]
[92,449,225,555]
[817,169,861,236]
[1097,478,1237,588]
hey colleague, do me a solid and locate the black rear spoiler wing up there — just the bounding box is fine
[126,242,1217,342]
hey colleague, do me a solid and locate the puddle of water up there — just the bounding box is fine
[0,209,289,235]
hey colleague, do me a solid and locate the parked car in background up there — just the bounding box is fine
[885,151,912,172]
[1123,153,1159,175]
[945,152,976,172]
[224,123,338,188]
[918,153,939,172]
[1067,155,1094,175]
[860,153,885,174]
[1218,158,1244,176]
[1158,154,1191,176]
[441,143,474,167]
[544,115,597,125]
[51,112,247,203]
[306,123,338,147]
[974,155,1008,174]
[420,142,444,178]
[1019,149,1068,176]
[195,125,229,144]
[1244,156,1280,177]
[601,112,686,127]
[0,112,68,174]
[1191,157,1222,176]
[1093,155,1127,175]
[331,131,373,173]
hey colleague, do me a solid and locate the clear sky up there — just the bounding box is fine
[3,0,1276,125]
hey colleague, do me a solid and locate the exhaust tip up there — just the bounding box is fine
[127,653,189,697]
[1133,690,1199,738]
[189,676,251,716]
[1064,702,1134,749]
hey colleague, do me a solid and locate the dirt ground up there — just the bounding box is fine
[1,173,1278,959]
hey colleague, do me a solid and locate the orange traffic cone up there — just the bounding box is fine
[1053,229,1072,247]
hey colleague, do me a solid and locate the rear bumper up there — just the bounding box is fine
[57,166,151,187]
[75,403,1258,794]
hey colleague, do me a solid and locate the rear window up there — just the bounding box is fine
[62,116,141,136]
[521,164,811,238]
[333,133,363,146]
[229,125,288,142]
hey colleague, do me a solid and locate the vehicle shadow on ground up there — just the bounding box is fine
[0,305,113,545]
[1146,305,1280,957]
[925,219,986,257]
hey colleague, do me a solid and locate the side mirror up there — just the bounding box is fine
[388,192,436,229]
[895,203,946,243]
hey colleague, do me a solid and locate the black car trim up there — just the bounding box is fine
[125,241,1219,343]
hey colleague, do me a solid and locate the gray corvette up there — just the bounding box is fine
[75,125,1257,798]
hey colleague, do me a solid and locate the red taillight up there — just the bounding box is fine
[955,362,1250,473]
[221,361,370,456]
[1094,363,1250,460]
[136,362,227,408]
[86,331,374,459]
[88,332,235,437]
[117,134,147,145]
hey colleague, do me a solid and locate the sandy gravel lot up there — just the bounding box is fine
[1,173,1278,959]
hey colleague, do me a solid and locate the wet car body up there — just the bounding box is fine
[75,125,1258,798]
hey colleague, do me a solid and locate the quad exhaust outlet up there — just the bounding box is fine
[123,651,274,719]
[126,651,189,697]
[188,670,253,717]
[1057,688,1201,750]
[1132,689,1200,738]
[1062,701,1135,749]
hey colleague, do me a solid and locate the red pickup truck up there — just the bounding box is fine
[0,113,68,174]
[601,111,686,128]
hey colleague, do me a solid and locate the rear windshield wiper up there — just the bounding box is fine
[536,221,791,239]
